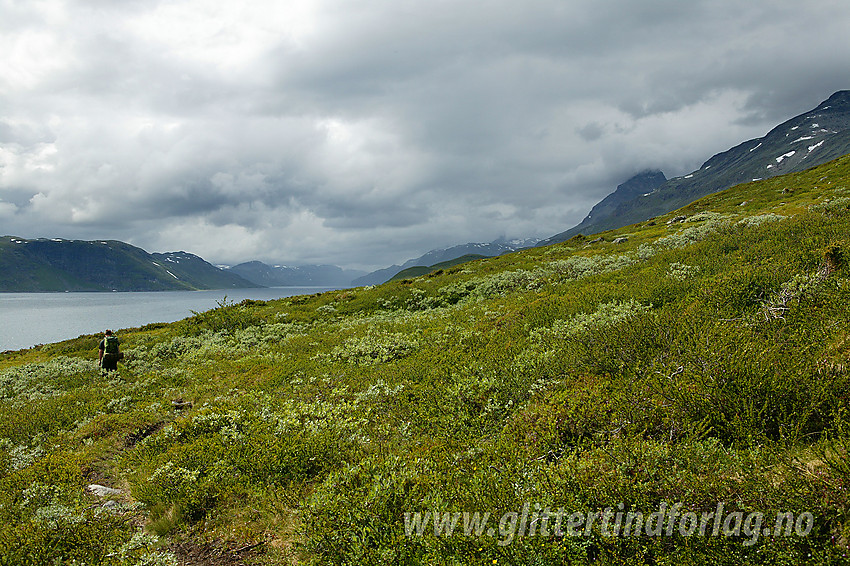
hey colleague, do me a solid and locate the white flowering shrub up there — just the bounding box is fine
[737,213,786,227]
[328,333,419,365]
[686,211,729,223]
[472,269,540,297]
[531,300,651,342]
[146,461,200,501]
[0,356,98,401]
[546,254,637,280]
[810,196,850,216]
[668,262,701,281]
[657,215,733,248]
[233,322,307,348]
[7,443,45,470]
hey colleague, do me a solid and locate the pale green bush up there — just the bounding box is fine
[33,503,85,527]
[633,243,657,261]
[737,213,786,227]
[668,262,701,281]
[516,300,651,375]
[404,287,441,310]
[356,380,404,401]
[686,211,729,223]
[657,215,733,248]
[147,461,200,500]
[328,333,419,365]
[472,269,540,297]
[7,443,44,470]
[810,196,850,216]
[20,482,62,509]
[531,300,651,342]
[0,356,98,401]
[118,532,179,566]
[233,322,307,348]
[760,272,824,321]
[546,253,636,280]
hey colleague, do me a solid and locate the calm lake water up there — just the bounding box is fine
[0,287,337,352]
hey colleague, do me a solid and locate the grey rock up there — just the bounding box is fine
[88,484,122,498]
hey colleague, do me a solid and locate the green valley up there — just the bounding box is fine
[3,156,850,564]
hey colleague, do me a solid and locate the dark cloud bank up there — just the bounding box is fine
[1,0,849,269]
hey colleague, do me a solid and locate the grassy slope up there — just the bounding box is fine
[389,254,491,281]
[2,157,850,564]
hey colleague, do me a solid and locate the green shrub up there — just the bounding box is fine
[328,333,419,365]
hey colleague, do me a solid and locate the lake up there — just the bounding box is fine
[0,287,337,352]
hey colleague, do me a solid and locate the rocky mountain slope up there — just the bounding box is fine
[541,90,850,244]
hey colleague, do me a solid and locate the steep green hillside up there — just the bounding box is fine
[0,238,258,291]
[389,254,490,281]
[3,157,850,564]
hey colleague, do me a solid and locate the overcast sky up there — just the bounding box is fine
[1,0,848,269]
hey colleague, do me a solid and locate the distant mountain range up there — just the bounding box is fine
[540,90,850,245]
[351,237,540,286]
[0,237,258,292]
[226,261,365,287]
[7,92,849,293]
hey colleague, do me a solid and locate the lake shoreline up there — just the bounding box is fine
[0,286,341,352]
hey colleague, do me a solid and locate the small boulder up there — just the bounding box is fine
[88,484,122,498]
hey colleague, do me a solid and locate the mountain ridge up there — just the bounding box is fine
[227,261,365,287]
[540,90,850,244]
[351,237,539,286]
[0,237,259,292]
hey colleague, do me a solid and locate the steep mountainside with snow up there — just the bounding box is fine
[541,90,850,244]
[227,261,365,287]
[0,237,258,291]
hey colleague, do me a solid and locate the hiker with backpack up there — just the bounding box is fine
[98,329,123,373]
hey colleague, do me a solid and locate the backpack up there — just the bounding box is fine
[103,336,119,354]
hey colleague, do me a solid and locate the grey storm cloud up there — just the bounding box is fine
[1,0,849,269]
